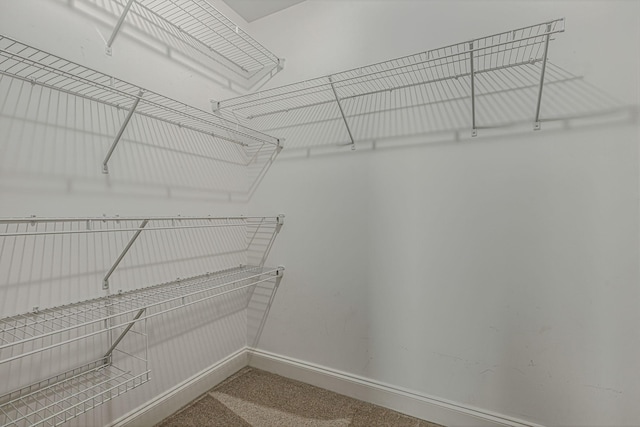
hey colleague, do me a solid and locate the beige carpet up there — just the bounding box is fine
[157,367,443,427]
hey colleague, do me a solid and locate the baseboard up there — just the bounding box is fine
[247,348,545,427]
[109,347,545,427]
[108,347,248,427]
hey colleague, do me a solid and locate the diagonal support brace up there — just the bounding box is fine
[103,219,149,290]
[103,308,145,365]
[534,23,553,131]
[469,41,477,137]
[105,0,136,56]
[328,76,356,150]
[103,90,144,174]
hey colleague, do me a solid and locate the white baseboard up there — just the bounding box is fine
[108,348,248,427]
[247,348,545,427]
[109,347,545,427]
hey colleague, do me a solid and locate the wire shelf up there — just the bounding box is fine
[0,265,282,361]
[0,34,280,174]
[215,19,567,145]
[0,356,149,427]
[114,0,281,78]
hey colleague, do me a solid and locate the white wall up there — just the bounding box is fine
[1,0,638,425]
[0,0,269,425]
[245,1,640,426]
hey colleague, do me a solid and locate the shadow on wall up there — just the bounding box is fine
[63,0,283,93]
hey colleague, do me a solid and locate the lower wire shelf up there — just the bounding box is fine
[0,265,284,360]
[0,264,284,427]
[0,356,150,427]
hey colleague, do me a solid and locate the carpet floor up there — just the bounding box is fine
[156,367,444,427]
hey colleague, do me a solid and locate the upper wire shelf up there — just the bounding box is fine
[103,0,282,81]
[214,19,566,146]
[0,34,281,173]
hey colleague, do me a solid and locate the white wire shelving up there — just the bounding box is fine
[0,265,281,363]
[0,348,149,427]
[0,215,285,427]
[103,0,283,84]
[0,34,282,174]
[214,19,567,147]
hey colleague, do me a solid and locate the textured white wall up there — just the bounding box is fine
[245,1,640,426]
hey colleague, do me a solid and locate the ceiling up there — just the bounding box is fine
[221,0,306,23]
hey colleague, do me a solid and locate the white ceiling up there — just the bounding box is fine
[221,0,306,23]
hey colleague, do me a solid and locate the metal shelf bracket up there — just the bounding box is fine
[105,0,136,56]
[328,76,356,150]
[534,23,553,131]
[103,219,149,290]
[469,41,477,137]
[102,90,144,174]
[102,308,145,364]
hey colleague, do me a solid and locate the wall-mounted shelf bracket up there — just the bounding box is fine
[469,41,477,137]
[103,308,145,364]
[105,0,136,56]
[328,76,356,150]
[103,219,149,290]
[102,90,144,174]
[534,23,553,131]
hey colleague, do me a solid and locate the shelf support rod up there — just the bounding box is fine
[102,308,146,365]
[469,41,477,137]
[103,219,149,290]
[534,23,552,131]
[105,0,136,55]
[328,76,356,150]
[102,90,144,174]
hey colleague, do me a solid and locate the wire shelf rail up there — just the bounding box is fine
[103,0,282,80]
[214,19,566,145]
[0,35,281,174]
